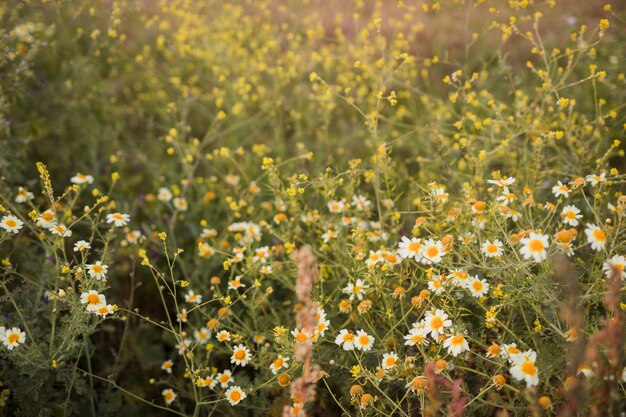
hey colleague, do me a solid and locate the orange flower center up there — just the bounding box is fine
[593,229,606,242]
[408,242,421,252]
[5,219,16,227]
[358,335,370,346]
[87,294,100,304]
[230,390,241,402]
[486,244,498,253]
[342,333,355,342]
[274,358,284,368]
[235,350,246,360]
[430,317,443,330]
[450,335,465,346]
[528,239,544,252]
[472,281,484,292]
[521,361,537,376]
[425,246,439,258]
[7,333,19,344]
[295,333,308,343]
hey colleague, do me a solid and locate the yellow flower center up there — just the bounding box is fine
[87,294,100,304]
[358,335,370,346]
[7,333,19,344]
[486,244,498,253]
[5,219,16,227]
[274,358,284,368]
[234,350,246,360]
[472,281,484,292]
[295,332,308,343]
[342,333,355,342]
[385,357,396,367]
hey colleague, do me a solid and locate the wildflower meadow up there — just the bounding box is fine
[0,0,625,416]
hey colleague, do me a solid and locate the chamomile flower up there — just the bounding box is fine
[194,327,211,344]
[603,255,625,279]
[177,308,188,323]
[291,328,311,343]
[269,355,289,374]
[176,339,191,355]
[585,224,606,251]
[0,215,23,234]
[86,261,108,280]
[381,351,399,369]
[560,205,582,226]
[365,250,383,267]
[199,374,218,389]
[162,388,176,405]
[314,317,330,337]
[482,239,503,257]
[321,229,338,243]
[487,176,516,192]
[217,370,234,388]
[228,276,246,291]
[51,223,72,237]
[36,210,57,229]
[253,246,271,263]
[185,290,203,304]
[225,386,247,406]
[552,181,571,198]
[424,309,452,339]
[161,360,174,374]
[585,172,606,186]
[327,200,345,213]
[342,279,369,301]
[216,330,231,342]
[126,230,141,244]
[95,304,114,317]
[404,324,429,346]
[519,232,550,262]
[467,276,489,298]
[157,187,173,202]
[2,327,26,350]
[354,330,375,351]
[173,197,188,211]
[432,187,448,204]
[74,240,91,252]
[397,236,423,261]
[501,343,521,361]
[509,350,539,387]
[71,173,94,185]
[428,276,446,295]
[231,344,252,366]
[198,242,215,258]
[15,187,34,203]
[443,333,470,357]
[335,329,356,351]
[351,195,371,211]
[421,239,445,264]
[80,290,106,312]
[106,212,130,227]
[450,270,470,288]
